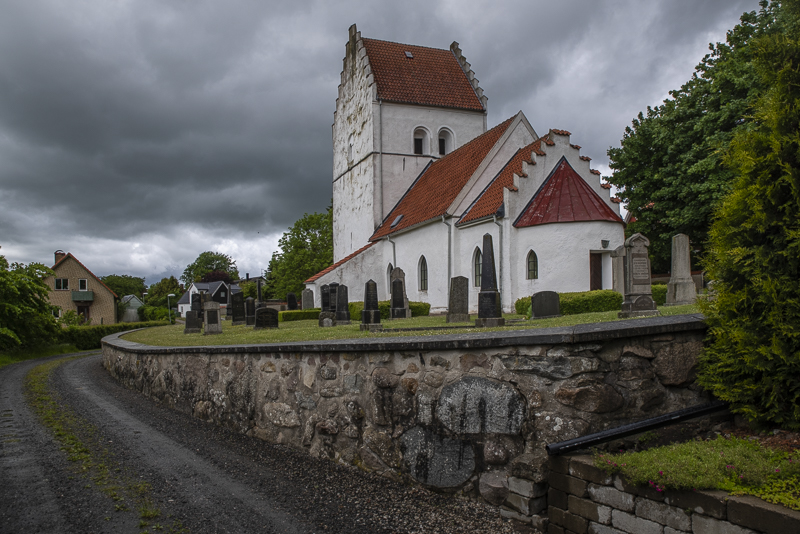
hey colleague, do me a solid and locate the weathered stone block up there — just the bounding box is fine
[635,497,691,531]
[508,476,547,498]
[549,505,589,533]
[372,367,398,388]
[549,454,572,474]
[479,471,509,506]
[569,495,612,524]
[500,354,599,379]
[549,487,569,510]
[588,523,626,534]
[664,490,727,520]
[400,426,475,488]
[692,514,757,534]
[611,509,661,534]
[727,494,800,534]
[569,456,613,485]
[550,472,588,498]
[587,484,635,512]
[614,476,666,502]
[500,506,532,525]
[556,383,624,413]
[435,376,525,435]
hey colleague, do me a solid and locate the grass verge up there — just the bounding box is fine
[124,304,699,347]
[0,344,80,370]
[24,355,188,533]
[595,435,800,511]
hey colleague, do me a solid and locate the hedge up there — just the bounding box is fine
[348,300,431,320]
[651,284,668,306]
[58,321,169,350]
[279,309,321,322]
[514,290,625,317]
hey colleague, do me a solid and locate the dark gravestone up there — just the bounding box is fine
[257,279,262,302]
[321,285,330,312]
[191,293,201,314]
[231,292,246,326]
[254,307,279,330]
[327,283,339,313]
[287,293,298,310]
[335,284,351,324]
[360,279,381,331]
[203,302,222,335]
[476,233,505,327]
[245,297,256,326]
[183,311,202,334]
[531,291,560,319]
[446,276,470,323]
[301,288,314,310]
[619,233,660,318]
[199,292,210,323]
[390,279,407,319]
[318,311,336,327]
[390,268,411,318]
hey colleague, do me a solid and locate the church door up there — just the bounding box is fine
[590,253,603,291]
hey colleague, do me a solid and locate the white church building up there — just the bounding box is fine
[305,25,625,314]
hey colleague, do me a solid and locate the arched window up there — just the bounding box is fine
[438,128,454,156]
[474,248,482,287]
[387,263,394,291]
[527,250,539,280]
[413,128,429,155]
[418,256,428,291]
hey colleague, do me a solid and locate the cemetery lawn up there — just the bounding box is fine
[122,304,699,347]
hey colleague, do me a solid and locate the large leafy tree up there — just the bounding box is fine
[181,251,239,287]
[698,0,800,428]
[265,207,333,299]
[607,1,785,272]
[145,276,183,309]
[0,255,59,350]
[100,274,146,299]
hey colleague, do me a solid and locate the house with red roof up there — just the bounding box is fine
[307,25,625,313]
[45,250,119,324]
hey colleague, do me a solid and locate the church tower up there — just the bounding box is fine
[332,24,488,261]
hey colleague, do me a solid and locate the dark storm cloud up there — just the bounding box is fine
[0,0,762,280]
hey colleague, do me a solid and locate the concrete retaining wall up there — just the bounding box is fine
[102,314,709,523]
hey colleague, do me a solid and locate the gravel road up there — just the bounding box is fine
[1,353,537,534]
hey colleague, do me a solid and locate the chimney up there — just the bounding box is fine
[54,250,66,264]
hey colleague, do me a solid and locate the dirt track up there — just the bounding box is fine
[0,353,530,534]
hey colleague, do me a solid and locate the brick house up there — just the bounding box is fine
[45,250,118,324]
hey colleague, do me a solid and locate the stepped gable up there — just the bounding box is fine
[361,38,485,111]
[305,242,375,283]
[457,137,547,225]
[370,116,515,240]
[514,157,623,228]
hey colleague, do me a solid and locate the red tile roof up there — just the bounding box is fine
[514,157,623,228]
[52,253,119,298]
[550,129,571,136]
[370,117,515,240]
[362,38,484,111]
[305,242,375,283]
[458,137,547,225]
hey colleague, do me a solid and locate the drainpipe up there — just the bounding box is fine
[378,99,384,222]
[493,215,503,308]
[386,235,396,267]
[441,215,452,296]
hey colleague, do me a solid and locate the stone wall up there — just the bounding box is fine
[547,454,800,534]
[103,314,709,524]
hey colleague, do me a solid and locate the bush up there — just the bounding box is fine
[514,296,531,315]
[651,284,668,306]
[279,309,321,322]
[559,290,623,315]
[138,305,173,322]
[58,321,169,350]
[349,300,431,320]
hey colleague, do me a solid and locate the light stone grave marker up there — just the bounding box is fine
[203,301,222,335]
[446,276,470,323]
[301,288,314,310]
[666,233,697,306]
[619,233,660,318]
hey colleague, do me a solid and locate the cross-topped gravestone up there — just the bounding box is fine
[619,233,660,318]
[245,297,256,326]
[254,307,279,330]
[389,268,411,318]
[231,292,246,326]
[287,293,298,310]
[476,233,505,327]
[301,288,314,310]
[327,283,339,313]
[203,301,223,335]
[446,276,470,323]
[360,279,381,331]
[183,311,202,334]
[531,291,560,319]
[335,284,351,324]
[321,285,330,312]
[666,234,697,306]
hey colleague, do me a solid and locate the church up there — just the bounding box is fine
[305,25,625,314]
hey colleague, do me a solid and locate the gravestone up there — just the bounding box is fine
[390,279,408,319]
[191,293,201,314]
[318,311,336,327]
[446,276,470,323]
[183,311,202,334]
[335,284,351,324]
[666,234,696,306]
[231,292,246,326]
[531,291,560,319]
[254,307,279,330]
[619,233,660,318]
[287,293,298,310]
[301,288,314,310]
[203,301,223,335]
[320,285,330,312]
[245,297,256,326]
[611,245,625,294]
[476,233,505,327]
[360,279,381,331]
[389,268,411,318]
[327,283,339,313]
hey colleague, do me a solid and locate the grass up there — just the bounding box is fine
[0,343,82,370]
[123,304,699,347]
[595,436,800,511]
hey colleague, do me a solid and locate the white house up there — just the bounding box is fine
[306,25,625,313]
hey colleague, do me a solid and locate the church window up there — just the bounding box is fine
[413,128,429,155]
[474,248,482,287]
[438,128,453,155]
[419,256,428,291]
[387,263,394,292]
[526,250,539,280]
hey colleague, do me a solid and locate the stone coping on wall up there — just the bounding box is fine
[546,454,800,534]
[103,313,706,355]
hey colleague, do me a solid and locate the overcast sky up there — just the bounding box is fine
[0,0,761,285]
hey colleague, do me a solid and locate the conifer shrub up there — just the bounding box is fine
[699,3,800,429]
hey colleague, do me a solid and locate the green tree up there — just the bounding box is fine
[145,276,182,309]
[265,208,333,299]
[698,0,800,429]
[100,274,146,299]
[607,1,785,272]
[238,281,257,299]
[0,255,59,350]
[181,252,239,287]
